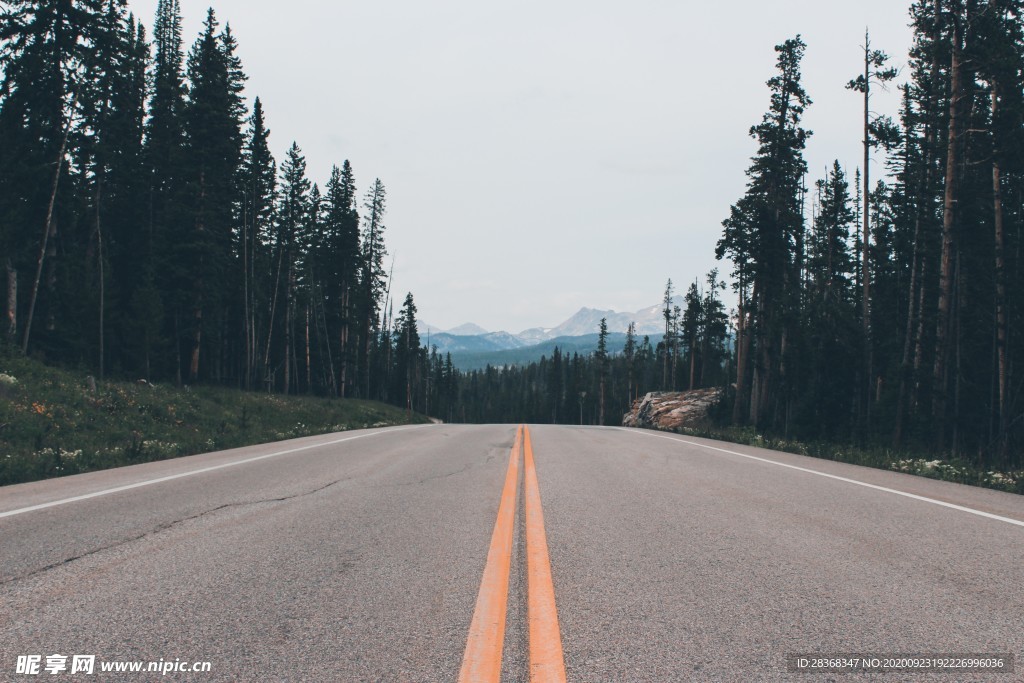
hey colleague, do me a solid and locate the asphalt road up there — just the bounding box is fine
[1,424,1022,682]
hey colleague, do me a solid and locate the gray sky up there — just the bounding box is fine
[134,0,914,333]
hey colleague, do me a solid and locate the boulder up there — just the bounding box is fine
[622,388,723,430]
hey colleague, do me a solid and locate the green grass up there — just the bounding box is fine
[666,424,1024,495]
[0,352,427,487]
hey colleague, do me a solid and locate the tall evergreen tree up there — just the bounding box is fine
[0,0,106,354]
[596,317,609,425]
[178,8,246,382]
[700,269,729,388]
[847,30,900,419]
[267,142,310,393]
[358,178,387,398]
[661,279,675,388]
[142,0,186,380]
[238,96,276,388]
[718,36,811,428]
[623,321,637,404]
[802,162,858,435]
[975,0,1024,457]
[323,161,360,397]
[393,292,422,415]
[77,2,148,377]
[682,280,702,390]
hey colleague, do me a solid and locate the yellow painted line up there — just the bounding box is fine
[523,426,568,683]
[459,425,523,683]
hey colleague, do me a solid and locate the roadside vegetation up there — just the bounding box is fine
[672,420,1024,496]
[0,352,426,487]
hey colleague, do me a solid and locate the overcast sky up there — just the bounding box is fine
[133,0,914,334]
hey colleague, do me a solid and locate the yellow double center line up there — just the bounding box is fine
[458,425,567,683]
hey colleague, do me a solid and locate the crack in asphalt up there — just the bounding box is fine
[389,451,499,487]
[413,462,477,485]
[1,478,348,587]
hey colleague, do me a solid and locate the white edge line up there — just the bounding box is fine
[614,427,1024,529]
[1,425,433,520]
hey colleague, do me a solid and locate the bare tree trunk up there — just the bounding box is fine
[992,87,1009,452]
[305,302,312,393]
[339,289,349,398]
[251,240,259,389]
[175,313,182,387]
[264,239,285,390]
[662,342,668,389]
[932,5,964,439]
[190,292,202,383]
[96,179,105,379]
[749,286,769,426]
[670,331,678,391]
[912,263,929,407]
[189,170,208,384]
[861,31,874,426]
[242,192,250,389]
[689,334,697,390]
[905,0,942,438]
[315,285,336,396]
[894,86,931,446]
[892,82,933,446]
[733,284,750,424]
[406,327,413,418]
[895,211,922,446]
[22,81,81,354]
[5,259,16,343]
[284,261,294,395]
[952,251,962,457]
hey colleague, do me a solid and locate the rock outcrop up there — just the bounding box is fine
[622,388,723,430]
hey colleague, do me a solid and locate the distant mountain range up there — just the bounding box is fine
[420,298,681,370]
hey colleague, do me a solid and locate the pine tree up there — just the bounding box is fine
[267,142,310,393]
[623,322,637,404]
[358,179,387,398]
[718,36,811,427]
[178,8,246,382]
[975,0,1024,457]
[893,0,950,445]
[661,279,674,388]
[393,292,422,415]
[0,0,106,354]
[808,162,856,302]
[77,3,149,377]
[238,96,276,388]
[142,0,187,380]
[682,281,702,389]
[701,269,729,387]
[596,317,609,425]
[323,161,360,397]
[847,30,900,419]
[932,0,969,441]
[803,162,858,436]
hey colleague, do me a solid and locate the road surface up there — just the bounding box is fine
[2,424,1022,681]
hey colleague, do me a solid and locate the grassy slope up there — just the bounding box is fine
[0,352,427,487]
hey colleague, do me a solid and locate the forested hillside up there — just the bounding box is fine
[714,2,1024,469]
[1,0,407,403]
[3,1,1024,475]
[444,2,1024,474]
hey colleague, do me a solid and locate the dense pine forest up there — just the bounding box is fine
[1,0,404,402]
[714,1,1024,470]
[2,1,1024,473]
[443,0,1024,473]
